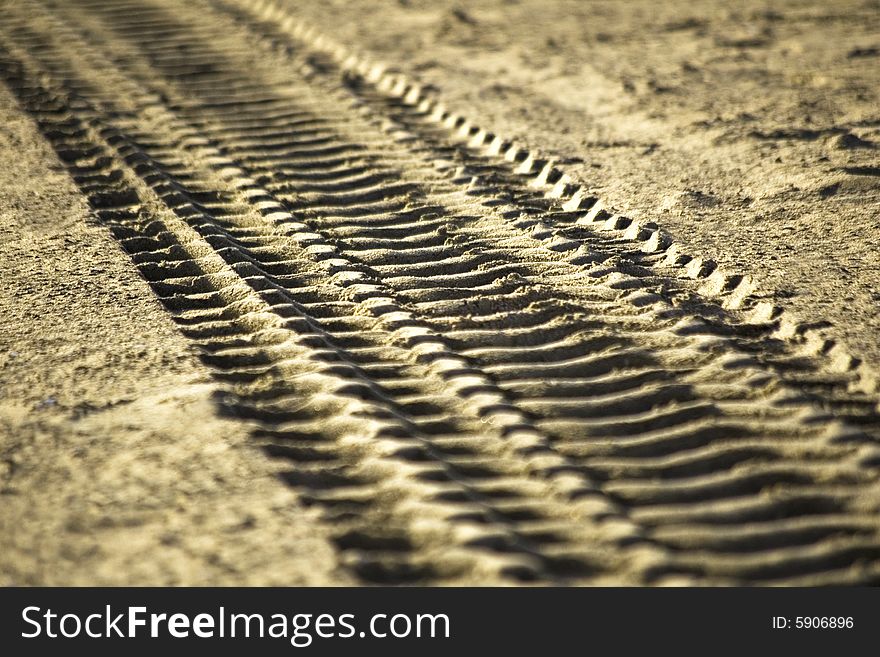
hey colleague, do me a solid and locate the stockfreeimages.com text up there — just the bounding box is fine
[22,606,450,646]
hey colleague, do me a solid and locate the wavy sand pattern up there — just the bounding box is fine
[1,0,879,584]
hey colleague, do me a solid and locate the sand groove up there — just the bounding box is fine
[2,0,880,584]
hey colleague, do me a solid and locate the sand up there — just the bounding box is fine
[0,0,879,585]
[289,0,880,365]
[0,77,349,586]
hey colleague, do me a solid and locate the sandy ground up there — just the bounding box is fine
[0,0,878,585]
[293,0,880,364]
[0,83,349,585]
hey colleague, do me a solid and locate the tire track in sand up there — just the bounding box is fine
[1,0,880,584]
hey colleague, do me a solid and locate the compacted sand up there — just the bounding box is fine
[1,0,879,585]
